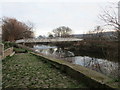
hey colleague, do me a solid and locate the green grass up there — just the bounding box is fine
[13,48,27,53]
[2,53,87,88]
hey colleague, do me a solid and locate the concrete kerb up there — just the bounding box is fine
[30,52,119,89]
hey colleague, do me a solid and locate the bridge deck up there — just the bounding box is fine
[16,38,83,43]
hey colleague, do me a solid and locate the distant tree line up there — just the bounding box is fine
[84,3,119,41]
[1,17,34,42]
[83,26,118,41]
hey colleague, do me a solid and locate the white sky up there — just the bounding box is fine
[0,0,119,37]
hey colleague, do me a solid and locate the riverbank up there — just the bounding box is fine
[2,42,119,89]
[2,53,87,88]
[51,40,119,62]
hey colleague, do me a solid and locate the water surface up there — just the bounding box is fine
[33,45,119,78]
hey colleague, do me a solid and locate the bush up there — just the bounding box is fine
[3,42,19,49]
[3,42,11,49]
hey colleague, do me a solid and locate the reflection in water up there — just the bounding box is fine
[34,45,74,58]
[64,56,118,78]
[34,45,119,78]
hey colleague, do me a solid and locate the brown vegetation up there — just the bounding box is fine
[1,17,34,42]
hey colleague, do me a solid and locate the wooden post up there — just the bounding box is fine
[0,43,4,59]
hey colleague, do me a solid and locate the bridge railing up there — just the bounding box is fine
[16,38,83,43]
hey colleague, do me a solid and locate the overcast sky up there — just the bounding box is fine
[0,0,119,37]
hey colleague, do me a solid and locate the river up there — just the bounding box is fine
[33,44,119,79]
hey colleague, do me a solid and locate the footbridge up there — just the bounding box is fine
[16,38,83,44]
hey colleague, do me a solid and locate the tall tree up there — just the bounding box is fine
[84,26,104,41]
[99,3,119,40]
[1,17,34,42]
[52,26,72,37]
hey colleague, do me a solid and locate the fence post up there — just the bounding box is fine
[0,43,4,59]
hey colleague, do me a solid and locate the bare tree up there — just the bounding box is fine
[83,26,105,41]
[99,2,119,40]
[99,3,119,68]
[93,26,104,40]
[1,17,34,42]
[52,26,72,37]
[48,34,54,39]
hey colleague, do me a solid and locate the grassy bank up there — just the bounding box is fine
[2,53,87,88]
